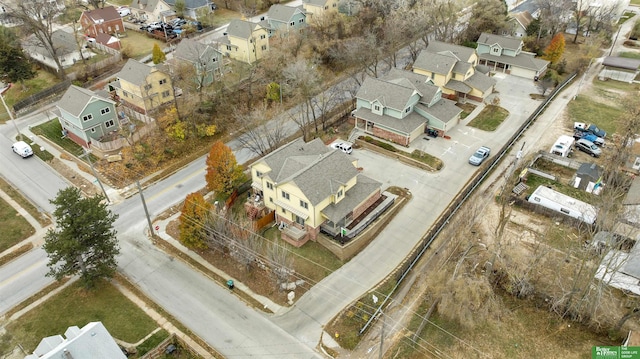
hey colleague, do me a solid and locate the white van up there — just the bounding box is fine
[331,141,353,154]
[12,141,33,158]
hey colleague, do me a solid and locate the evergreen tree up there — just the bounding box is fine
[43,187,119,288]
[0,26,35,84]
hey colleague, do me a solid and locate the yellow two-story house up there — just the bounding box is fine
[220,19,269,64]
[111,59,174,114]
[250,138,381,247]
[412,41,495,102]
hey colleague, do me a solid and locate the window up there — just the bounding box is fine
[256,170,263,177]
[266,182,273,190]
[290,21,295,26]
[105,119,115,128]
[300,200,308,209]
[212,58,217,62]
[269,197,273,203]
[404,107,410,113]
[492,47,500,54]
[295,215,305,226]
[374,105,380,112]
[122,91,129,98]
[281,208,287,214]
[337,189,343,198]
[90,128,96,133]
[261,45,267,50]
[560,208,570,214]
[226,45,232,51]
[332,2,336,6]
[298,18,304,23]
[282,191,290,200]
[82,114,93,122]
[162,90,170,98]
[260,34,266,39]
[324,5,328,9]
[144,84,152,90]
[100,107,111,115]
[249,39,253,43]
[159,78,167,85]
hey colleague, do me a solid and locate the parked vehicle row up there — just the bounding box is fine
[139,18,202,34]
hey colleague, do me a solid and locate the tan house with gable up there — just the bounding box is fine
[249,138,381,247]
[302,0,339,18]
[219,19,268,64]
[110,59,174,114]
[412,41,495,102]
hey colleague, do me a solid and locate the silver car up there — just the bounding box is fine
[469,146,491,166]
[575,139,601,157]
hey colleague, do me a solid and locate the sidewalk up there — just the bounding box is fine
[153,213,285,314]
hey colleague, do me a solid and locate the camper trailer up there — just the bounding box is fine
[550,135,574,157]
[528,185,597,224]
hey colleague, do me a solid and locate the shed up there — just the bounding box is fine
[600,56,640,83]
[574,162,603,193]
[528,185,598,224]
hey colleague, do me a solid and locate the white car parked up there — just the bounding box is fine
[330,141,353,154]
[12,141,33,158]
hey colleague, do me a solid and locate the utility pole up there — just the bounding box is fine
[136,180,155,236]
[83,147,110,203]
[378,311,385,359]
[1,92,22,141]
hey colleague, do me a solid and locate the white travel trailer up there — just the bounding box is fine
[528,185,597,225]
[549,135,574,157]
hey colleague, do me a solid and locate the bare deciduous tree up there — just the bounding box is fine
[236,103,289,156]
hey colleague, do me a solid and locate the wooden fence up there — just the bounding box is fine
[254,211,275,231]
[91,123,156,152]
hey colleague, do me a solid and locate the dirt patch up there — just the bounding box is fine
[47,157,101,197]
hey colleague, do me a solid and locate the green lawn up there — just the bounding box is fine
[619,11,636,24]
[0,72,61,124]
[567,95,625,135]
[120,31,165,60]
[6,279,159,353]
[30,119,90,159]
[0,196,34,252]
[210,8,242,28]
[619,51,640,59]
[631,0,640,6]
[262,227,343,282]
[467,105,510,131]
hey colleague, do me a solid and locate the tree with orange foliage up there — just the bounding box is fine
[179,192,211,249]
[205,141,245,197]
[542,33,565,65]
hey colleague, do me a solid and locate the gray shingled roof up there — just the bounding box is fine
[383,68,439,101]
[227,19,261,39]
[477,33,522,51]
[115,59,154,86]
[174,38,219,63]
[464,72,495,92]
[425,41,476,62]
[356,76,417,111]
[478,52,548,71]
[413,51,456,75]
[445,79,471,93]
[24,29,77,57]
[267,4,302,23]
[164,0,209,9]
[352,107,426,135]
[416,99,461,124]
[511,0,540,15]
[510,11,534,29]
[58,85,114,117]
[603,56,640,70]
[304,0,328,6]
[625,177,640,205]
[321,175,381,222]
[82,6,121,23]
[452,60,472,75]
[287,150,359,206]
[261,138,330,182]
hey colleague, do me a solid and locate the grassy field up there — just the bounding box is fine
[120,31,166,60]
[210,8,243,28]
[0,72,61,124]
[566,95,625,135]
[467,105,510,131]
[6,279,159,353]
[0,177,50,227]
[389,294,613,359]
[0,196,34,253]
